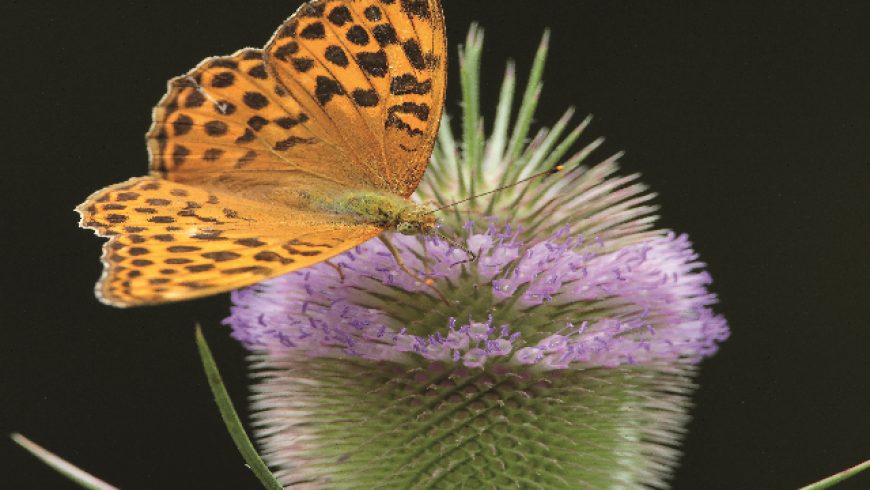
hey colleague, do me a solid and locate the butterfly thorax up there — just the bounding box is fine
[324,191,437,236]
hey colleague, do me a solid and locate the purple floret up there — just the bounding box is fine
[224,224,729,369]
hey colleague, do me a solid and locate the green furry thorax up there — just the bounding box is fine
[322,191,437,233]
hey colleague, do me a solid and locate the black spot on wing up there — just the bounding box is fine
[292,57,315,73]
[236,238,266,247]
[328,6,353,26]
[173,115,193,136]
[203,148,224,162]
[211,72,235,88]
[204,120,229,137]
[389,102,430,121]
[106,214,128,224]
[247,64,268,79]
[168,245,201,253]
[214,100,237,115]
[299,3,325,17]
[235,128,256,144]
[274,136,316,151]
[187,264,215,273]
[116,192,139,201]
[165,258,192,265]
[248,116,269,131]
[202,251,241,262]
[184,90,205,109]
[164,98,178,116]
[402,39,426,70]
[385,103,430,137]
[400,0,430,18]
[275,113,309,128]
[357,50,388,77]
[277,21,298,39]
[364,6,382,21]
[386,114,423,137]
[315,76,345,105]
[192,230,227,241]
[236,150,257,169]
[390,74,432,95]
[352,88,380,107]
[172,145,190,166]
[223,266,272,275]
[346,25,370,46]
[243,92,269,109]
[273,41,299,61]
[209,59,238,69]
[372,24,398,46]
[424,52,440,69]
[325,45,349,67]
[300,22,326,39]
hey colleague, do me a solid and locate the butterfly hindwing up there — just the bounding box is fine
[266,0,446,197]
[77,177,380,307]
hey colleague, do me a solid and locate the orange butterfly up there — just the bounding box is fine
[77,0,447,307]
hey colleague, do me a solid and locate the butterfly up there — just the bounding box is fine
[77,0,447,307]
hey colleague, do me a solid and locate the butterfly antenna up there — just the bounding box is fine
[426,165,565,215]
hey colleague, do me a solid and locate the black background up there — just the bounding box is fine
[3,1,868,488]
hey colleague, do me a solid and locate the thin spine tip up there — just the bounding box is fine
[504,60,516,79]
[540,29,552,49]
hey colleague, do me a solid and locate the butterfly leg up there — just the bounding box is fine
[324,260,345,283]
[431,230,478,267]
[378,235,449,306]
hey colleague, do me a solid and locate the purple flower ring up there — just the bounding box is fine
[226,224,728,370]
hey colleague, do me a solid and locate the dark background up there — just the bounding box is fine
[3,1,868,488]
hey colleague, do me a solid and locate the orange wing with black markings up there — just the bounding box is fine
[265,0,446,197]
[77,177,380,307]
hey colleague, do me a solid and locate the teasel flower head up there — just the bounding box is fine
[225,26,729,488]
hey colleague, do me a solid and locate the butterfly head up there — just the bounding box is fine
[396,204,438,236]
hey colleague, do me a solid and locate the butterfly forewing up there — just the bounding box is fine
[146,48,357,189]
[78,0,446,307]
[266,0,446,197]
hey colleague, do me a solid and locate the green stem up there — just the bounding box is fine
[11,433,119,490]
[195,326,283,490]
[799,459,870,490]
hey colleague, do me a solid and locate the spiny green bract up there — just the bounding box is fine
[251,357,695,489]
